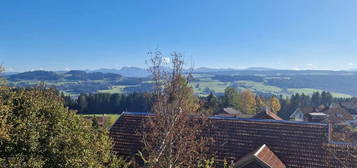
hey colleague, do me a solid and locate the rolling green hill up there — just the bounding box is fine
[3,69,356,98]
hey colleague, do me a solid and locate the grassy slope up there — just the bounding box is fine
[98,86,128,94]
[287,88,352,98]
[8,73,353,98]
[79,114,121,128]
[95,76,352,98]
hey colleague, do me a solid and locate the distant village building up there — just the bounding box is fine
[217,107,254,118]
[289,106,352,123]
[339,102,357,119]
[110,112,357,168]
[305,112,328,122]
[290,107,321,121]
[252,108,283,120]
[217,107,283,121]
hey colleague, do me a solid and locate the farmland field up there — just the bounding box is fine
[79,114,121,128]
[4,69,357,98]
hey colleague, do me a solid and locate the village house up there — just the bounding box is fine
[252,108,283,120]
[110,112,357,168]
[218,107,282,120]
[217,107,254,118]
[339,102,357,119]
[289,106,352,123]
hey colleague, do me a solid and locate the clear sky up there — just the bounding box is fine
[1,0,357,72]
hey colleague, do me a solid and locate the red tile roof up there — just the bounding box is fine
[236,144,286,168]
[110,112,357,168]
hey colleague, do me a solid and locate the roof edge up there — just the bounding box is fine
[120,112,328,126]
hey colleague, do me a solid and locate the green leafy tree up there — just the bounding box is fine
[0,87,129,168]
[77,93,88,113]
[321,91,333,106]
[224,87,240,110]
[202,92,220,115]
[311,92,322,107]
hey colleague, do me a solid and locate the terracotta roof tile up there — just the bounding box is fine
[236,144,286,168]
[110,112,357,168]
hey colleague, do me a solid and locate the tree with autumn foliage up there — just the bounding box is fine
[269,96,281,113]
[238,89,257,114]
[255,95,267,112]
[0,85,129,167]
[139,50,212,168]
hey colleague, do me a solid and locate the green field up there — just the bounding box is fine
[287,88,352,98]
[7,70,355,98]
[93,77,353,98]
[79,114,121,128]
[99,85,128,94]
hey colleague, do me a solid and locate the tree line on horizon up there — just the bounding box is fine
[63,92,152,114]
[63,86,347,120]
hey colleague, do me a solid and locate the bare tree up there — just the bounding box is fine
[139,50,212,168]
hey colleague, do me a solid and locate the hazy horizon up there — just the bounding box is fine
[4,66,357,73]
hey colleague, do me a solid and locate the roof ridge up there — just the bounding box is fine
[121,112,328,126]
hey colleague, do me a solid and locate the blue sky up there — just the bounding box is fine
[1,0,357,72]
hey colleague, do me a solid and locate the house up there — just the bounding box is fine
[110,112,357,168]
[339,102,357,119]
[305,112,328,122]
[217,107,254,118]
[323,107,353,123]
[290,106,352,123]
[289,107,320,121]
[346,120,357,127]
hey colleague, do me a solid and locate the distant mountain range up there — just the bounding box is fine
[3,67,357,78]
[3,67,357,97]
[91,67,150,77]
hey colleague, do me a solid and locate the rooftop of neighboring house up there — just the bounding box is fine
[110,112,357,168]
[223,107,242,115]
[339,102,357,115]
[236,144,286,168]
[218,107,254,118]
[340,102,357,110]
[296,105,327,114]
[323,107,353,123]
[291,106,353,123]
[252,108,283,120]
[308,112,327,116]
